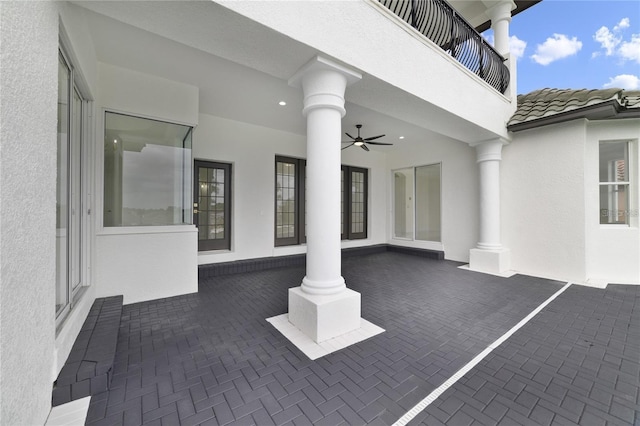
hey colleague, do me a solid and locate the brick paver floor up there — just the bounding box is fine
[84,252,639,425]
[412,284,640,426]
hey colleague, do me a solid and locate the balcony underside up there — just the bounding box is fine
[75,0,512,143]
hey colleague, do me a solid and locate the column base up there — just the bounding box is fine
[288,287,360,343]
[469,248,512,276]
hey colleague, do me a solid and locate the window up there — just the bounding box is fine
[275,156,305,246]
[275,158,368,246]
[599,141,630,225]
[195,161,231,251]
[57,49,86,321]
[393,164,441,241]
[103,112,193,227]
[342,166,368,240]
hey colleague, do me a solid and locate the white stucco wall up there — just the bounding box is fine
[503,120,588,283]
[98,62,199,126]
[95,228,198,304]
[585,119,640,284]
[386,136,479,262]
[95,63,200,304]
[0,2,59,424]
[193,114,388,265]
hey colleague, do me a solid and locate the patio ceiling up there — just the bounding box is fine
[75,1,503,148]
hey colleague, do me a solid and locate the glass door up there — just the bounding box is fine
[56,53,70,317]
[194,160,231,251]
[57,50,86,323]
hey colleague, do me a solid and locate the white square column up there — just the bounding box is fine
[469,248,511,275]
[288,287,361,343]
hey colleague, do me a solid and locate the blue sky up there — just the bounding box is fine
[485,0,640,94]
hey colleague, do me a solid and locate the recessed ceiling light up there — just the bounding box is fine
[278,101,287,106]
[399,136,405,139]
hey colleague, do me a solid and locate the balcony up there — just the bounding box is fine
[379,0,510,94]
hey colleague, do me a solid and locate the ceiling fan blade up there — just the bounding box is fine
[345,133,356,140]
[364,134,385,141]
[361,144,370,152]
[366,141,393,146]
[341,143,355,150]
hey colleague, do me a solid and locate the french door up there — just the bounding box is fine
[194,160,231,251]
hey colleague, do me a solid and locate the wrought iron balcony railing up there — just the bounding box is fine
[379,0,510,94]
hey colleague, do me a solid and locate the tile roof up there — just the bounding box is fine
[508,88,640,131]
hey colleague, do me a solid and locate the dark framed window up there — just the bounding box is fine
[275,156,306,246]
[342,166,368,240]
[194,160,231,251]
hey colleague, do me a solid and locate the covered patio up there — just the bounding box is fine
[71,252,638,425]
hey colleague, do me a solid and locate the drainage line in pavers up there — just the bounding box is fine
[393,282,573,426]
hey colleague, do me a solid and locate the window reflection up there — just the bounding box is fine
[104,112,193,226]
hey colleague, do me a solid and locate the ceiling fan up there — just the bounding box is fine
[342,124,393,152]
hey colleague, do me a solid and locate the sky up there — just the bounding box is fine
[485,0,640,94]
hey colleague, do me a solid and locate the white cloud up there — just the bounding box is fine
[614,17,630,31]
[618,34,640,64]
[603,74,640,90]
[509,35,527,59]
[593,17,639,64]
[594,26,620,56]
[531,34,583,65]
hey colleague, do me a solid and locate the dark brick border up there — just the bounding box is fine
[386,244,445,260]
[198,244,444,278]
[52,296,123,406]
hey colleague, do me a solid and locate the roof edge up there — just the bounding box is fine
[507,100,639,132]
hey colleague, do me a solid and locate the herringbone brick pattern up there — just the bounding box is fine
[412,284,640,426]
[85,253,565,425]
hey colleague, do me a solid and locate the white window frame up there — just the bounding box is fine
[598,140,636,227]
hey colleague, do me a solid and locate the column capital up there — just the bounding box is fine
[485,0,516,23]
[470,139,508,163]
[288,55,362,118]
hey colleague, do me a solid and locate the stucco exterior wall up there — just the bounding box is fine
[193,114,388,265]
[503,120,588,283]
[585,119,640,284]
[386,137,479,262]
[504,118,639,285]
[0,2,59,424]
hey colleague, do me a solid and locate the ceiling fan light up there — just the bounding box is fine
[354,141,364,146]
